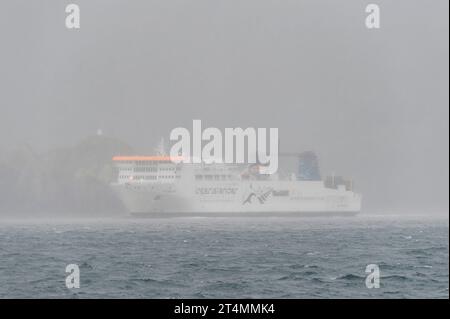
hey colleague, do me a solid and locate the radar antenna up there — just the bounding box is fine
[154,137,167,156]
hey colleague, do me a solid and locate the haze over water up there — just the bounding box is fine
[0,214,447,298]
[0,0,448,300]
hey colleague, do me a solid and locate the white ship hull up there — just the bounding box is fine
[111,180,361,217]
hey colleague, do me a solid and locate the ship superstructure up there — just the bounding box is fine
[110,151,362,216]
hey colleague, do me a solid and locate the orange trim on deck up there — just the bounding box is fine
[112,156,184,162]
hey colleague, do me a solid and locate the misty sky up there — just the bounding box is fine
[0,0,448,211]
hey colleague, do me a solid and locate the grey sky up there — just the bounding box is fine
[0,0,448,211]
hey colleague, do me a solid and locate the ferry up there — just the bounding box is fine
[110,148,362,217]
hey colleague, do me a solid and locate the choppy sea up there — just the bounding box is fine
[0,214,448,298]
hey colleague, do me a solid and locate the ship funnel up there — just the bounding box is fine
[298,151,321,181]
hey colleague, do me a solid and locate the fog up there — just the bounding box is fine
[0,0,448,216]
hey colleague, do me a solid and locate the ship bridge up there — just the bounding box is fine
[112,156,182,183]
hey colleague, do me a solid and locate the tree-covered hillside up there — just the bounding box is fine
[0,135,133,217]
